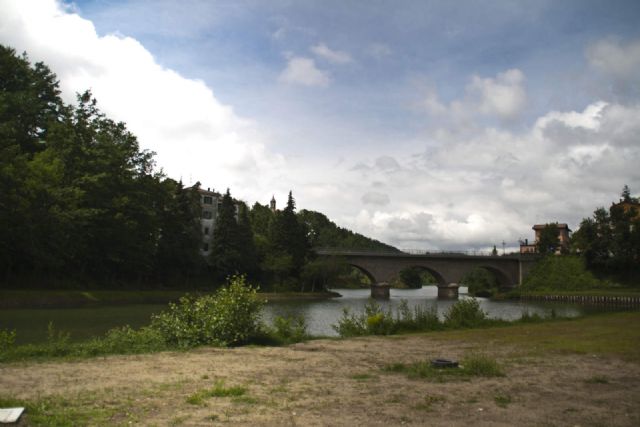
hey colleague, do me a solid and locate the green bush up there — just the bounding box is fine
[444,298,487,329]
[0,329,16,350]
[333,299,442,337]
[394,300,441,332]
[151,275,264,347]
[271,315,309,344]
[83,325,168,355]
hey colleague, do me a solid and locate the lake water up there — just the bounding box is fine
[1,286,590,344]
[264,286,584,336]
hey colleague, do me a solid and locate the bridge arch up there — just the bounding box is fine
[400,265,447,286]
[345,263,376,285]
[471,265,513,289]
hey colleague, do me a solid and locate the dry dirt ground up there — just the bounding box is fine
[2,334,639,426]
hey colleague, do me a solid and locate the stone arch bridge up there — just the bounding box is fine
[316,250,538,298]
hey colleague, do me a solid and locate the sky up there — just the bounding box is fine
[1,0,640,251]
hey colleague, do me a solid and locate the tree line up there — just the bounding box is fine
[570,185,640,282]
[0,45,393,290]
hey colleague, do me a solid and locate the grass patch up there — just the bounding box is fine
[585,375,609,384]
[351,373,378,381]
[382,353,504,382]
[186,381,248,405]
[428,311,640,362]
[494,393,512,408]
[0,393,117,426]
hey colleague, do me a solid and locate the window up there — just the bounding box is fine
[203,196,213,204]
[204,227,209,235]
[203,210,212,219]
[203,243,209,251]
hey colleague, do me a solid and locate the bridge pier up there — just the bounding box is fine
[437,283,459,299]
[370,282,391,299]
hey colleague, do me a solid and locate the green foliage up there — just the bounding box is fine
[332,299,441,337]
[300,256,349,292]
[269,315,309,344]
[0,328,16,349]
[537,223,560,255]
[522,255,604,291]
[398,267,424,289]
[382,353,504,381]
[461,268,499,297]
[186,381,247,405]
[298,209,399,252]
[572,193,640,280]
[0,45,203,287]
[443,298,487,329]
[151,275,264,347]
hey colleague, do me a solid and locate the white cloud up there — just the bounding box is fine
[422,69,526,121]
[469,69,526,119]
[340,100,640,250]
[0,0,285,202]
[310,43,352,64]
[587,38,640,88]
[278,56,330,87]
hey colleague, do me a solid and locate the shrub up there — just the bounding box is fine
[333,299,442,337]
[151,275,264,347]
[271,315,309,344]
[0,329,16,351]
[83,325,168,355]
[444,298,487,329]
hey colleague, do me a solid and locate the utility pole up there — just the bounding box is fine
[502,240,506,255]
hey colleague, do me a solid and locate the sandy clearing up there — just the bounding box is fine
[1,335,639,426]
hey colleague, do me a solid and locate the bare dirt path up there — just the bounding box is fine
[2,332,639,426]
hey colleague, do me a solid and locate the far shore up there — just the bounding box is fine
[0,288,342,309]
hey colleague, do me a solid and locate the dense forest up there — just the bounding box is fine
[0,45,395,291]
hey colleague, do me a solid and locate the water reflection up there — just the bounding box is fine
[263,286,583,337]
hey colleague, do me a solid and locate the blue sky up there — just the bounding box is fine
[2,0,640,250]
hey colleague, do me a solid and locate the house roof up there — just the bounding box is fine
[532,223,571,231]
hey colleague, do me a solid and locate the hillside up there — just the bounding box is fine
[298,209,399,253]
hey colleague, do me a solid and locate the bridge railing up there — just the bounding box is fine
[314,247,522,257]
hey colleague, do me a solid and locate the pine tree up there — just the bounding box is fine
[210,189,242,282]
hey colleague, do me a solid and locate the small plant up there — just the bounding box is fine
[494,393,511,407]
[351,373,377,381]
[186,381,248,405]
[271,315,308,344]
[461,353,505,377]
[0,329,16,351]
[444,298,487,328]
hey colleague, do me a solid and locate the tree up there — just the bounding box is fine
[236,202,259,280]
[210,189,242,282]
[621,185,631,202]
[269,191,310,279]
[155,180,204,284]
[491,245,498,256]
[537,223,559,255]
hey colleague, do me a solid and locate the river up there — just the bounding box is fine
[1,286,596,344]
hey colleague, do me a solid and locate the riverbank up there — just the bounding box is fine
[0,289,340,309]
[1,311,638,426]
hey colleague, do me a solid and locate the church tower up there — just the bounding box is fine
[270,195,276,213]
